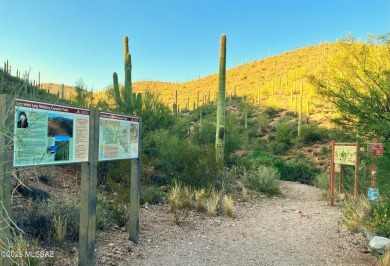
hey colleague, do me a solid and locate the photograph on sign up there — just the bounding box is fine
[13,99,90,167]
[334,145,357,165]
[99,112,140,161]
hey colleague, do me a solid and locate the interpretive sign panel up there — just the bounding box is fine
[334,145,357,165]
[13,98,90,167]
[98,111,140,161]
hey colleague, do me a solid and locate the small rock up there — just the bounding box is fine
[121,227,126,232]
[368,236,390,254]
[108,243,115,247]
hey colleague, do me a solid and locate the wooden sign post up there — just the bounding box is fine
[79,109,99,266]
[0,95,13,266]
[0,95,142,266]
[330,141,359,206]
[129,118,142,243]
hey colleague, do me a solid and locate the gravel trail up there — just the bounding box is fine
[95,181,376,266]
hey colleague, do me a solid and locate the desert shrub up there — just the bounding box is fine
[269,140,288,154]
[224,114,243,166]
[25,198,80,243]
[300,124,329,144]
[366,199,390,238]
[274,158,319,185]
[274,120,296,145]
[257,113,269,135]
[192,103,216,120]
[141,186,165,205]
[251,150,274,167]
[313,173,330,190]
[263,106,280,118]
[141,91,174,134]
[96,198,110,230]
[37,175,50,185]
[191,116,215,145]
[241,166,280,196]
[10,236,40,266]
[342,195,371,232]
[214,166,241,194]
[177,143,219,188]
[108,200,129,227]
[17,185,49,201]
[376,143,390,198]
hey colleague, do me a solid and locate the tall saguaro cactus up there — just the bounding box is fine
[215,34,226,164]
[113,36,142,114]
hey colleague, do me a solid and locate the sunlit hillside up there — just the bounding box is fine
[121,42,338,121]
[7,41,339,121]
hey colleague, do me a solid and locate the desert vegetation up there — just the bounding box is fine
[0,32,389,264]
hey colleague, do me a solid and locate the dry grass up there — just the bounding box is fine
[195,188,208,212]
[242,186,248,202]
[342,195,371,232]
[53,215,67,247]
[377,250,390,266]
[206,193,220,217]
[169,182,193,211]
[223,195,234,217]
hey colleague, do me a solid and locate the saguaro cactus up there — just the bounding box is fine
[113,36,142,114]
[215,34,226,164]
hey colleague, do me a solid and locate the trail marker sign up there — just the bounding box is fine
[368,143,384,157]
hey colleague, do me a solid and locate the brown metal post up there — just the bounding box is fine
[354,141,360,200]
[79,109,99,266]
[0,95,13,266]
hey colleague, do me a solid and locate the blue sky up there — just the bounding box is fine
[1,0,389,91]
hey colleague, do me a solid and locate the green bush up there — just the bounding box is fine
[24,198,80,243]
[191,116,215,145]
[224,114,243,165]
[269,140,288,154]
[300,124,329,144]
[263,107,280,118]
[274,158,319,185]
[108,201,129,227]
[241,166,280,196]
[313,173,330,190]
[257,113,269,135]
[366,200,390,238]
[141,186,165,205]
[274,120,296,145]
[251,150,274,167]
[96,198,110,230]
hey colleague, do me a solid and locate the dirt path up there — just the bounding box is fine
[94,181,376,266]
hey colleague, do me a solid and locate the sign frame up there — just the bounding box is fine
[98,111,141,161]
[330,141,360,206]
[13,98,91,167]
